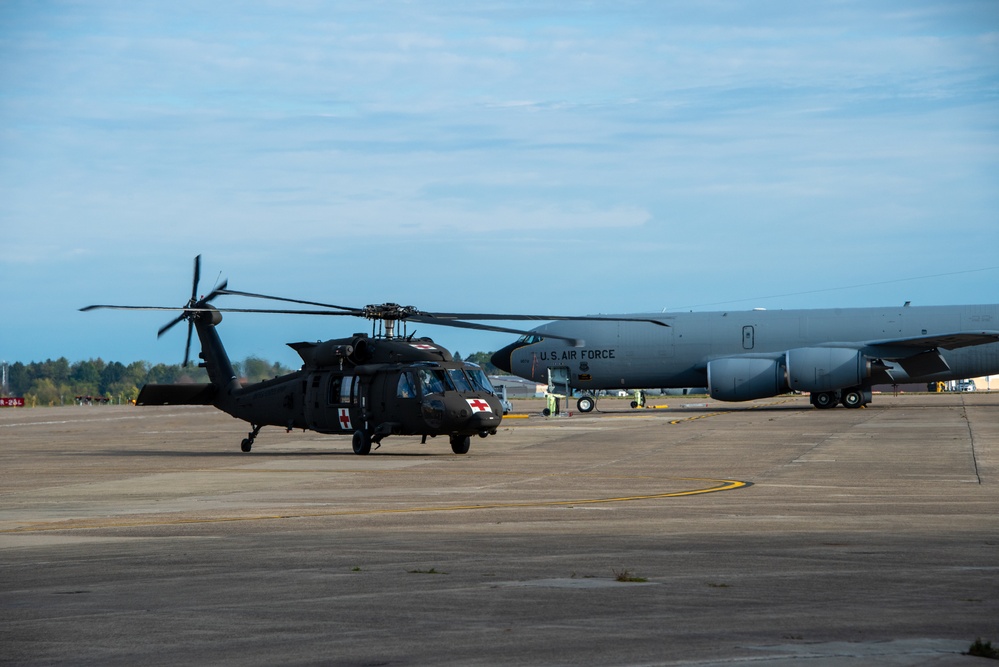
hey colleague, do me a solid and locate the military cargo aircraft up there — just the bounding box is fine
[491,304,999,411]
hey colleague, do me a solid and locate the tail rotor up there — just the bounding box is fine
[155,255,227,366]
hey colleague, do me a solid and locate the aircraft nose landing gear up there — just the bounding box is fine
[241,424,262,452]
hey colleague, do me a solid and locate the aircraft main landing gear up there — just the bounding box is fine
[810,391,839,409]
[241,424,262,452]
[352,429,372,455]
[841,386,872,409]
[810,387,871,409]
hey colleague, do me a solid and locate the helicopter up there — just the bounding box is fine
[83,257,665,455]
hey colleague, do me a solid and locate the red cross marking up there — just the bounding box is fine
[338,408,352,430]
[467,398,491,413]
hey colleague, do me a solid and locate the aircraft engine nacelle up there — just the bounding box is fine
[307,341,355,367]
[707,357,787,402]
[349,336,371,363]
[785,347,870,392]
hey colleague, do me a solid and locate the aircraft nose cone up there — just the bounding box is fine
[491,344,516,373]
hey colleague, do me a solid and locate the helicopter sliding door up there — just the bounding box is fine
[304,372,359,434]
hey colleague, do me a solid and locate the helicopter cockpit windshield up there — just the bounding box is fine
[417,366,496,397]
[417,368,448,396]
[464,367,496,394]
[447,368,473,392]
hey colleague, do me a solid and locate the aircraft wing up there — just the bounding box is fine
[865,331,999,378]
[867,331,999,354]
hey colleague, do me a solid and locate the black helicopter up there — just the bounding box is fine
[83,256,651,455]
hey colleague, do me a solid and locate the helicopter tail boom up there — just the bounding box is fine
[136,383,216,406]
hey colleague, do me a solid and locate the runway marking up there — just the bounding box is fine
[0,477,750,533]
[668,397,799,424]
[0,411,215,428]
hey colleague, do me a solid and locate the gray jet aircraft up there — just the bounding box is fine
[490,303,999,411]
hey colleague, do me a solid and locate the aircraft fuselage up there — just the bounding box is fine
[491,304,999,407]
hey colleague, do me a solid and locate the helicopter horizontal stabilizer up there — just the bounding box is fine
[136,383,217,406]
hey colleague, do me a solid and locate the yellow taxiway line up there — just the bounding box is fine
[1,478,750,533]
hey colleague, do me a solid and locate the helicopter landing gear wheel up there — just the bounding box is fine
[450,434,470,454]
[577,396,595,413]
[241,424,262,452]
[352,430,372,455]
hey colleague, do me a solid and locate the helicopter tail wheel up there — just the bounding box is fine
[352,429,372,455]
[450,434,471,455]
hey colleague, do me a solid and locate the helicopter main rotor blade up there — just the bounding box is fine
[405,314,584,345]
[217,288,360,313]
[80,304,178,312]
[417,312,670,326]
[84,301,667,332]
[216,289,669,327]
[82,304,362,316]
[84,252,668,357]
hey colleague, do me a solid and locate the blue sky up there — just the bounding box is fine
[2,1,998,368]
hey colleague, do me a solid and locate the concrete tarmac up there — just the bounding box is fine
[1,393,997,666]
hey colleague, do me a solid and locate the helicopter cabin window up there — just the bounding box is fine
[417,368,447,396]
[328,375,355,405]
[339,375,354,403]
[396,371,417,399]
[447,368,473,392]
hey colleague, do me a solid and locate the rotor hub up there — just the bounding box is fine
[362,303,420,321]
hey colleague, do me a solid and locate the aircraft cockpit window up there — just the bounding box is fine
[516,334,544,345]
[465,368,495,394]
[396,371,417,398]
[417,369,447,396]
[447,369,473,392]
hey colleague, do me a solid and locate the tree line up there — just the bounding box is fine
[3,351,501,407]
[2,357,294,407]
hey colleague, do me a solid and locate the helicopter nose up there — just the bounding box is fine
[468,410,501,431]
[490,343,516,373]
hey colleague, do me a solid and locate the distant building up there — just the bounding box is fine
[490,375,546,398]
